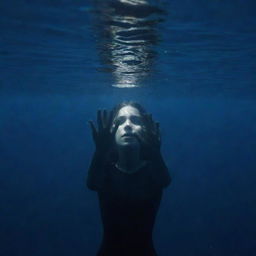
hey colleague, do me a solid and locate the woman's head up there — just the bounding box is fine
[113,104,144,149]
[109,101,154,160]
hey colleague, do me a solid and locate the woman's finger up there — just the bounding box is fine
[103,109,107,129]
[107,110,114,129]
[97,110,103,131]
[144,114,151,131]
[149,114,155,131]
[111,119,120,137]
[135,130,148,145]
[88,120,97,142]
[134,133,143,144]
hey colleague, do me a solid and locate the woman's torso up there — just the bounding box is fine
[96,162,163,256]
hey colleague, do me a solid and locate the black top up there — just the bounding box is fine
[87,152,171,256]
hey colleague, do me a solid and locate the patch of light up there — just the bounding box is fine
[113,72,141,88]
[120,0,148,6]
[113,83,139,88]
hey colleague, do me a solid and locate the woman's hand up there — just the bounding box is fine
[88,110,119,156]
[136,114,161,154]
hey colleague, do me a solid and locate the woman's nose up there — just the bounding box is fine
[124,119,132,129]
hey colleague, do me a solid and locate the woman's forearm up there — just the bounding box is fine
[86,151,108,190]
[153,150,172,188]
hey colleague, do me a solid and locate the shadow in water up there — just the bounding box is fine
[92,0,166,88]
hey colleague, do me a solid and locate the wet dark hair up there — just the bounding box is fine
[108,101,154,163]
[111,101,147,126]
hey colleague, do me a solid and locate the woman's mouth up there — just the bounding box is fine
[122,133,137,139]
[122,134,133,137]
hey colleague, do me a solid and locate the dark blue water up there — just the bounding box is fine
[1,1,256,255]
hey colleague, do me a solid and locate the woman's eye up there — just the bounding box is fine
[131,116,142,125]
[115,116,125,125]
[114,116,142,125]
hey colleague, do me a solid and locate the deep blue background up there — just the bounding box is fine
[1,1,256,255]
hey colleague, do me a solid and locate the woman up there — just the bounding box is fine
[87,102,171,256]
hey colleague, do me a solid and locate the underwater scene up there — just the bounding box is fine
[1,0,256,255]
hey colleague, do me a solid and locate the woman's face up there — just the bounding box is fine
[113,105,143,149]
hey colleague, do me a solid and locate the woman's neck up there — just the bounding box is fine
[116,146,143,173]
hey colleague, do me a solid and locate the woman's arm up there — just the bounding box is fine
[152,150,171,188]
[86,151,108,191]
[87,110,119,191]
[137,113,172,188]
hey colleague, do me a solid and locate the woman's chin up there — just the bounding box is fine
[119,141,140,149]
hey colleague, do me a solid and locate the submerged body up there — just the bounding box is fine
[87,103,171,256]
[88,151,170,256]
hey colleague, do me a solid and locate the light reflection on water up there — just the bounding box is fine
[0,0,255,96]
[92,0,165,88]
